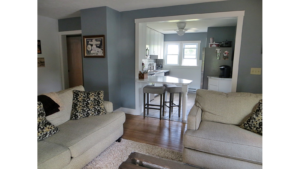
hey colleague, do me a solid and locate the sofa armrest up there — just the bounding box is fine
[187,105,202,130]
[104,101,113,113]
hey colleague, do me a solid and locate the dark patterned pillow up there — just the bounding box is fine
[38,102,59,141]
[70,90,106,120]
[38,95,60,116]
[240,99,262,135]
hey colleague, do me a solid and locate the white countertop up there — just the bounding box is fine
[136,76,192,85]
[207,76,232,81]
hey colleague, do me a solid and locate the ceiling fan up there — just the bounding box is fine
[176,22,187,36]
[160,21,200,35]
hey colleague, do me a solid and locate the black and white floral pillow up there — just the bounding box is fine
[38,102,59,141]
[240,99,262,135]
[70,90,106,120]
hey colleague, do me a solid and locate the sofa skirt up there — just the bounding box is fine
[183,148,262,169]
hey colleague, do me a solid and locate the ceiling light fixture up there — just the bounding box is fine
[176,22,186,36]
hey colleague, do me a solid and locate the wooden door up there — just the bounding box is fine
[67,35,83,88]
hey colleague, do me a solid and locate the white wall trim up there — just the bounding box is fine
[58,30,82,89]
[115,107,140,115]
[135,11,245,23]
[134,11,245,114]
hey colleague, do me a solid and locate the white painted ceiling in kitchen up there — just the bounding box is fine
[146,17,237,34]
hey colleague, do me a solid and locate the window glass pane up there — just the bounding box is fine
[167,55,178,64]
[184,44,197,48]
[167,45,179,54]
[184,49,196,58]
[182,59,197,66]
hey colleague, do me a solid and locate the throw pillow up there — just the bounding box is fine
[38,102,59,141]
[240,99,263,135]
[38,95,60,116]
[70,90,106,120]
[43,92,63,111]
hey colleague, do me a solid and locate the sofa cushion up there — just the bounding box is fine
[46,85,85,126]
[38,102,59,141]
[183,121,262,164]
[70,90,105,120]
[44,111,125,158]
[195,89,262,125]
[240,99,263,135]
[38,141,71,169]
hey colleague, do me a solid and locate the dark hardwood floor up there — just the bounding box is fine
[123,114,187,152]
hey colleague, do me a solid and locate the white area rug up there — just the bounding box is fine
[83,139,182,169]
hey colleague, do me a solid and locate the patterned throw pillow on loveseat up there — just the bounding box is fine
[37,102,59,141]
[240,99,263,135]
[70,90,106,120]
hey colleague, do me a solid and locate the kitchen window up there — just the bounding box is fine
[164,41,200,66]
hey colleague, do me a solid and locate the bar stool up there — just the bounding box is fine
[163,84,182,118]
[143,85,166,120]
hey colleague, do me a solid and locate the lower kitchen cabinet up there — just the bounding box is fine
[207,76,232,93]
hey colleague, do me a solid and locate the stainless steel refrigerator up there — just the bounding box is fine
[201,47,233,89]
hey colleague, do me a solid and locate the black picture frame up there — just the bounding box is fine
[38,40,42,54]
[83,35,105,58]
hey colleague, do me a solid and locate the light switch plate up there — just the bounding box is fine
[250,68,262,75]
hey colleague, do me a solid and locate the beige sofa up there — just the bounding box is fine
[38,86,126,169]
[183,89,262,169]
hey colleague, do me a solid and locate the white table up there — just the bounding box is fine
[135,76,193,123]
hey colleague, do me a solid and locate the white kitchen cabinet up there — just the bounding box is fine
[146,27,164,58]
[207,76,232,93]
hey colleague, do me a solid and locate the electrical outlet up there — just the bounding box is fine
[250,68,262,75]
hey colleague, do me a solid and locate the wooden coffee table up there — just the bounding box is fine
[119,152,202,169]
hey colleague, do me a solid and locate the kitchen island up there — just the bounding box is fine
[135,76,192,123]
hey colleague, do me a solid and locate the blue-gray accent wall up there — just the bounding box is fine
[80,7,109,101]
[58,17,81,32]
[206,26,236,48]
[106,7,122,109]
[164,33,207,60]
[80,7,122,109]
[58,0,262,109]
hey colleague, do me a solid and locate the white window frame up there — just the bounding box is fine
[164,41,200,67]
[164,42,180,66]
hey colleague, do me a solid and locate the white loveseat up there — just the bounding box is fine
[38,85,126,169]
[183,89,262,169]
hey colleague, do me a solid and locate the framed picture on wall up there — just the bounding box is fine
[83,35,105,58]
[38,40,42,54]
[38,58,45,67]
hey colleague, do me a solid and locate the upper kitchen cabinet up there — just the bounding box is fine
[146,27,164,59]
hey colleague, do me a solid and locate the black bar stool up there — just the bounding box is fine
[163,84,182,119]
[143,85,166,120]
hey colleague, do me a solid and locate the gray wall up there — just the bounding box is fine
[106,7,122,109]
[206,26,236,48]
[164,32,207,60]
[80,7,122,109]
[58,0,262,109]
[58,17,81,32]
[38,15,62,94]
[81,7,109,101]
[119,0,262,109]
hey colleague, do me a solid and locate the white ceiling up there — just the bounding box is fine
[147,18,237,34]
[38,0,225,19]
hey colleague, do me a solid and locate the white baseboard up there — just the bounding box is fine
[115,107,141,115]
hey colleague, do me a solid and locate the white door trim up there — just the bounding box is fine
[58,30,82,89]
[134,11,244,115]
